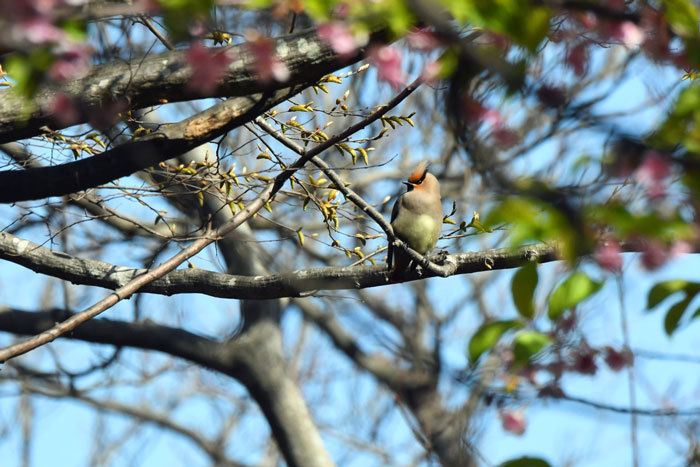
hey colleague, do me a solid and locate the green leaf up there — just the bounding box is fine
[662,0,699,38]
[500,457,551,467]
[485,196,580,262]
[588,203,695,243]
[664,296,692,336]
[445,0,550,52]
[513,330,552,365]
[646,281,700,335]
[512,262,538,319]
[647,280,698,309]
[548,272,603,320]
[468,320,521,363]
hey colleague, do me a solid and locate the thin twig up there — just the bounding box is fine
[0,77,423,363]
[253,81,458,278]
[617,274,639,467]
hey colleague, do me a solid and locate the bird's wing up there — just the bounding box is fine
[390,196,401,224]
[387,196,401,267]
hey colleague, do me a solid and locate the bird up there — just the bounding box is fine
[388,161,443,271]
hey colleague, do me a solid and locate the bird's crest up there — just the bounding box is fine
[407,162,429,184]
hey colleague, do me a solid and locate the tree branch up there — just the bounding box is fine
[0,86,304,203]
[0,28,364,144]
[0,307,237,373]
[0,76,425,362]
[0,230,559,299]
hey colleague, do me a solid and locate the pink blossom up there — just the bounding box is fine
[420,60,441,84]
[49,44,90,81]
[670,240,693,257]
[186,42,234,94]
[317,22,365,59]
[16,17,65,44]
[406,27,440,51]
[635,152,670,200]
[188,20,207,38]
[47,93,80,127]
[614,21,645,49]
[579,12,598,30]
[246,34,289,83]
[640,240,667,270]
[368,45,405,89]
[594,240,623,271]
[34,0,66,12]
[499,409,526,436]
[566,43,588,76]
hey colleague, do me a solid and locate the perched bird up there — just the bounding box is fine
[388,161,443,270]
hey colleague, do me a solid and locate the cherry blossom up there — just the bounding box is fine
[368,45,405,89]
[419,60,441,84]
[594,240,623,272]
[49,43,90,81]
[405,27,440,51]
[246,33,289,83]
[635,151,670,199]
[499,409,526,435]
[640,239,667,270]
[490,126,519,148]
[47,93,80,127]
[670,240,693,257]
[578,12,598,30]
[16,17,65,44]
[317,22,366,59]
[186,41,234,94]
[613,21,645,49]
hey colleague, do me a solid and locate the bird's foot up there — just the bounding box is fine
[434,249,449,265]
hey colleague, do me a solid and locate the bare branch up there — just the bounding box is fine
[0,28,365,143]
[0,230,560,299]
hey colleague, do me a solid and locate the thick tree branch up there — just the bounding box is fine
[0,307,238,373]
[0,76,422,362]
[0,142,179,237]
[0,230,559,299]
[0,28,363,144]
[0,86,304,203]
[254,92,458,278]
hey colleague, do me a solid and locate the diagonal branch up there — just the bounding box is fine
[0,77,425,362]
[253,99,458,278]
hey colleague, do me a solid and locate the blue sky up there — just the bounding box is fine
[1,18,700,467]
